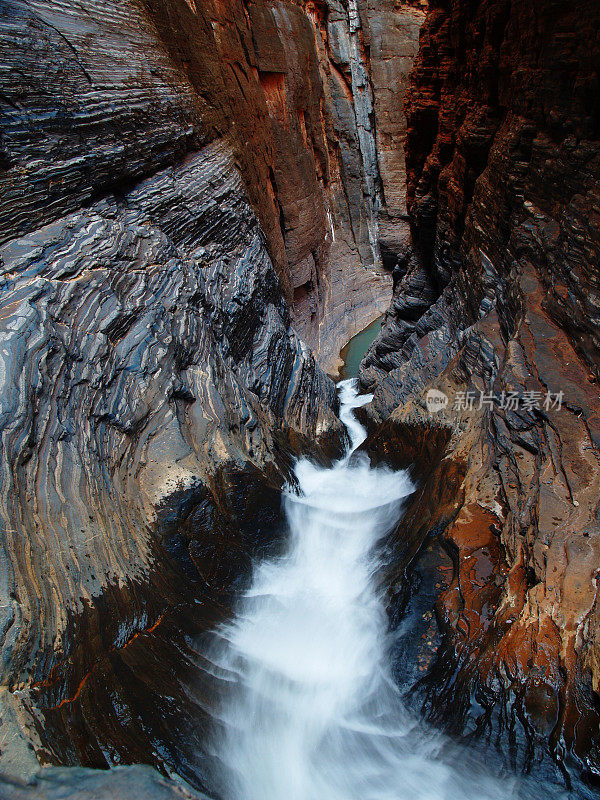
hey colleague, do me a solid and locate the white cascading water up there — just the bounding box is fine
[209,379,516,800]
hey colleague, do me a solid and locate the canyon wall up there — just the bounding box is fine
[0,0,343,787]
[0,0,424,794]
[360,0,600,788]
[1,0,428,377]
[138,0,404,375]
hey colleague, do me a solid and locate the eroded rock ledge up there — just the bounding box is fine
[359,0,600,789]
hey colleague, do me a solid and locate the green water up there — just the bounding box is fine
[339,316,383,380]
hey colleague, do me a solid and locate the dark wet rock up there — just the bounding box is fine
[0,0,408,389]
[358,0,600,787]
[0,136,344,787]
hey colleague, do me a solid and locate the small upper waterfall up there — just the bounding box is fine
[207,379,517,800]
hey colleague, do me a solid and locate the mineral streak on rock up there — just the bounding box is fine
[357,0,427,263]
[359,0,600,784]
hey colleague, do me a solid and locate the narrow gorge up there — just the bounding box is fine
[0,0,598,798]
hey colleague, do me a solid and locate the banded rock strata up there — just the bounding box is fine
[1,0,425,378]
[0,0,357,789]
[0,0,427,793]
[0,765,210,800]
[360,0,600,789]
[0,134,341,788]
[139,0,402,374]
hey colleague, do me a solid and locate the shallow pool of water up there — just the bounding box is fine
[339,316,383,380]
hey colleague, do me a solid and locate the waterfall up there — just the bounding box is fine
[207,379,517,800]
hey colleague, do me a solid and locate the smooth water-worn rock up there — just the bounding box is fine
[0,0,422,384]
[0,0,369,780]
[0,134,343,784]
[359,0,600,787]
[0,765,209,800]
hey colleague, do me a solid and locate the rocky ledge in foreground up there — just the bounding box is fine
[0,765,211,800]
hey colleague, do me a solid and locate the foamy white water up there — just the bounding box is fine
[209,379,516,800]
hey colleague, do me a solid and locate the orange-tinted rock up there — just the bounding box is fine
[360,0,600,785]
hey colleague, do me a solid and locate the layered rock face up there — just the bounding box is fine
[1,0,427,375]
[0,765,210,800]
[143,0,402,375]
[0,134,338,729]
[0,0,345,790]
[360,0,600,787]
[303,0,426,368]
[0,0,426,793]
[217,0,427,372]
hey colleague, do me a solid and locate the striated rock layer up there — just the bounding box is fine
[360,0,600,788]
[0,132,341,785]
[140,0,401,374]
[0,136,337,680]
[301,0,426,371]
[0,0,428,379]
[0,0,427,791]
[0,0,358,789]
